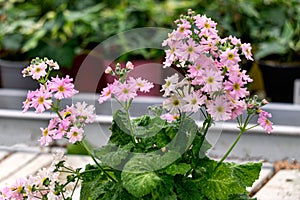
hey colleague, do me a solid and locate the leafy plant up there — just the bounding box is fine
[0,9,273,200]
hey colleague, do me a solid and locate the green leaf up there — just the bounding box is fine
[165,163,191,176]
[230,162,262,187]
[196,159,262,200]
[80,164,111,200]
[175,179,203,200]
[113,110,131,136]
[94,143,133,168]
[170,117,198,152]
[133,116,165,138]
[121,154,161,198]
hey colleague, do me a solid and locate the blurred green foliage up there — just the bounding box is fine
[0,0,299,67]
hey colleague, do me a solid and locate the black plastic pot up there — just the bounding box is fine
[0,59,38,90]
[258,60,300,103]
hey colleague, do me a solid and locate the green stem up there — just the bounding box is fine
[217,129,244,165]
[124,103,137,144]
[81,140,117,183]
[215,113,253,170]
[70,177,80,198]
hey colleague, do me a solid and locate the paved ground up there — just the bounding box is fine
[0,149,299,200]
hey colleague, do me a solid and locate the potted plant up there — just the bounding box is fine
[0,0,104,89]
[249,0,300,103]
[0,10,274,199]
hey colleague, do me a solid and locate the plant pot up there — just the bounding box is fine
[258,60,300,103]
[0,59,39,90]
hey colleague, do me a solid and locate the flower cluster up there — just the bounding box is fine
[39,102,96,145]
[98,62,154,104]
[22,57,96,145]
[0,151,79,200]
[161,10,272,132]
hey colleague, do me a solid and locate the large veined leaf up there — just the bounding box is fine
[80,164,112,200]
[196,159,262,200]
[94,143,133,168]
[113,110,131,136]
[121,154,161,198]
[133,116,165,138]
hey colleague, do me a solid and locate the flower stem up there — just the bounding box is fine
[81,140,117,183]
[217,129,244,165]
[124,103,138,144]
[215,113,252,171]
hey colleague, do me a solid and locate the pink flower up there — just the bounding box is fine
[114,82,138,102]
[128,77,154,93]
[10,178,26,199]
[182,91,206,113]
[224,75,249,99]
[73,102,96,123]
[241,43,254,61]
[39,127,53,146]
[258,110,273,134]
[126,61,134,70]
[177,38,203,62]
[206,95,232,121]
[161,74,179,97]
[105,66,113,74]
[220,48,241,68]
[48,75,78,100]
[175,19,192,39]
[46,59,60,70]
[31,85,53,113]
[230,99,246,120]
[163,94,183,114]
[160,113,179,123]
[201,69,223,93]
[188,55,214,78]
[22,90,35,112]
[98,83,114,104]
[30,62,47,80]
[0,186,12,199]
[67,126,84,143]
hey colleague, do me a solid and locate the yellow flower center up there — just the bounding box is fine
[191,98,197,105]
[207,77,214,84]
[216,106,224,113]
[227,53,234,60]
[187,46,194,53]
[172,99,180,106]
[58,85,66,92]
[38,96,45,104]
[122,88,129,94]
[43,128,49,136]
[233,83,240,90]
[35,67,41,73]
[73,131,78,137]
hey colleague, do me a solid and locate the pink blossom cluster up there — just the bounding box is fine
[98,62,154,104]
[22,58,59,80]
[22,58,96,145]
[22,75,78,113]
[161,10,272,132]
[0,151,75,200]
[39,102,96,145]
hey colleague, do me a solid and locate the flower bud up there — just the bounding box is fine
[126,61,134,70]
